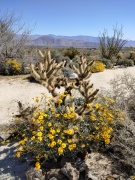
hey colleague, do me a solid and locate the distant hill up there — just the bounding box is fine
[27,34,135,47]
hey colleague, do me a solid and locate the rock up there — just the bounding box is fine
[47,169,68,180]
[85,152,113,180]
[74,158,86,172]
[84,152,126,180]
[61,162,79,180]
[25,167,45,180]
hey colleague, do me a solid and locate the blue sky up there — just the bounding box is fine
[0,0,135,40]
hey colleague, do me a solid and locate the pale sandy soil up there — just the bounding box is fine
[0,66,135,136]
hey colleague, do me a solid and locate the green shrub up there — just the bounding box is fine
[101,59,114,69]
[116,59,125,66]
[90,60,105,73]
[124,59,134,66]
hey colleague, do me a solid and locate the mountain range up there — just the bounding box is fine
[28,34,135,47]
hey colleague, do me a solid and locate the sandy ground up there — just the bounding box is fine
[0,66,135,179]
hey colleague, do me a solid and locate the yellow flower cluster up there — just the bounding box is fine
[90,60,105,73]
[7,59,21,72]
[11,93,124,164]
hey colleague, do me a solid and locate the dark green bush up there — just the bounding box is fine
[64,47,80,59]
[101,59,114,69]
[124,59,134,66]
[116,59,125,66]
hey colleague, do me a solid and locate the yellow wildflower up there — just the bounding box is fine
[50,141,56,147]
[1,141,5,145]
[38,115,43,120]
[51,107,55,111]
[50,129,56,135]
[47,134,54,140]
[63,113,68,118]
[55,114,60,118]
[35,162,40,170]
[68,145,73,151]
[67,139,72,143]
[39,126,44,131]
[68,129,74,135]
[16,152,21,158]
[58,99,62,103]
[31,136,35,141]
[90,115,96,121]
[56,128,61,133]
[69,107,73,111]
[48,123,52,127]
[72,144,76,148]
[81,144,85,148]
[86,103,91,107]
[37,132,42,137]
[57,139,62,145]
[61,143,66,148]
[38,136,42,141]
[43,113,48,117]
[58,147,64,154]
[105,139,110,144]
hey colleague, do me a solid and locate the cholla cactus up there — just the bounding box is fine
[30,49,99,116]
[30,48,67,96]
[71,55,94,80]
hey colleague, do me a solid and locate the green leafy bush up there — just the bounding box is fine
[90,60,105,73]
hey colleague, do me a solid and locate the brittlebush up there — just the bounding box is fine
[0,59,21,75]
[90,60,105,73]
[7,92,124,170]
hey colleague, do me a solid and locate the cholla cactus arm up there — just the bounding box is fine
[71,64,80,75]
[71,55,94,80]
[30,63,41,81]
[83,70,92,79]
[30,48,66,97]
[37,49,44,59]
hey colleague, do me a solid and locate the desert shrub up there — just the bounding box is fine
[124,59,134,66]
[8,93,124,170]
[90,60,105,73]
[63,47,80,59]
[129,51,135,60]
[100,73,135,175]
[50,49,64,63]
[116,59,125,66]
[105,72,135,121]
[0,59,29,75]
[101,58,114,69]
